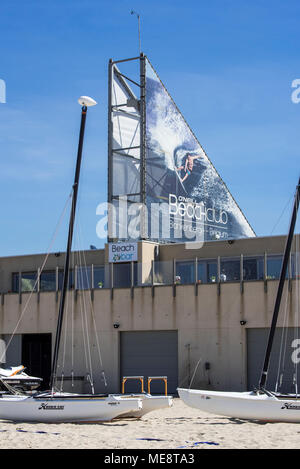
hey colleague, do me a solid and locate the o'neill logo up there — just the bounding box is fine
[38,403,64,411]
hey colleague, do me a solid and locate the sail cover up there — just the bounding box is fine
[108,56,255,243]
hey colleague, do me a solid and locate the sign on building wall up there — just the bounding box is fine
[108,242,138,263]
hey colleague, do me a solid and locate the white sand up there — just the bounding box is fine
[0,398,299,449]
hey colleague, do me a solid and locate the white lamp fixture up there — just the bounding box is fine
[78,96,97,107]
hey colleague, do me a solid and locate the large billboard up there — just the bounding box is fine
[108,56,255,244]
[145,58,255,243]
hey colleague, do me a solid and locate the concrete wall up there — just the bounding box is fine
[0,277,297,394]
[159,235,288,261]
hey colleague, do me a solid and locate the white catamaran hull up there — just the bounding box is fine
[116,394,173,418]
[0,393,143,423]
[178,388,300,423]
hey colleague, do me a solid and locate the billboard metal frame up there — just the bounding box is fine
[108,54,146,242]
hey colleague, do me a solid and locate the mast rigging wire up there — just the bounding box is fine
[0,192,73,363]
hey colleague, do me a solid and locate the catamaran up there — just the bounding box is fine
[0,96,172,422]
[178,177,300,422]
[0,97,144,422]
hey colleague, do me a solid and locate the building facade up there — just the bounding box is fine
[0,234,298,395]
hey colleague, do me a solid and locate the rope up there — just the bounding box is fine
[274,281,290,392]
[76,243,94,392]
[52,199,108,394]
[270,193,294,235]
[294,201,300,394]
[274,190,300,394]
[76,218,107,386]
[188,358,203,389]
[0,192,72,363]
[60,278,70,392]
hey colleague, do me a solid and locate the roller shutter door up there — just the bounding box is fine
[120,331,178,394]
[247,327,300,393]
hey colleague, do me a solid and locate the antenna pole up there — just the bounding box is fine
[131,10,141,54]
[138,14,141,53]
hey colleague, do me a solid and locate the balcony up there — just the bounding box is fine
[3,252,297,303]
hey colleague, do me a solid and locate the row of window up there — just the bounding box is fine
[11,263,140,292]
[175,255,298,285]
[10,254,299,293]
[12,266,105,293]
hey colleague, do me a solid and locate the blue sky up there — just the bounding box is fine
[0,0,299,256]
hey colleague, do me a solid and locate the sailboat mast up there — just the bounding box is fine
[259,177,300,390]
[49,104,88,391]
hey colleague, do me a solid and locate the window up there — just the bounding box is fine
[197,262,206,283]
[197,260,217,283]
[207,261,218,283]
[76,266,92,290]
[153,261,173,285]
[113,263,137,288]
[267,255,283,280]
[94,265,105,288]
[40,271,56,291]
[12,270,75,293]
[243,257,264,281]
[291,253,300,279]
[12,273,19,292]
[57,270,74,290]
[176,261,195,284]
[220,259,240,282]
[12,272,37,292]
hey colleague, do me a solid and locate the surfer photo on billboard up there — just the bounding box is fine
[176,153,201,183]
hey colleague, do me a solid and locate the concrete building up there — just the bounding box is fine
[0,234,298,396]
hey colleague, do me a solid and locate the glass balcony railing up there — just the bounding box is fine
[153,261,173,285]
[9,252,299,294]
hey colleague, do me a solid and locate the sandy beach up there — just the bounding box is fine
[0,398,299,450]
